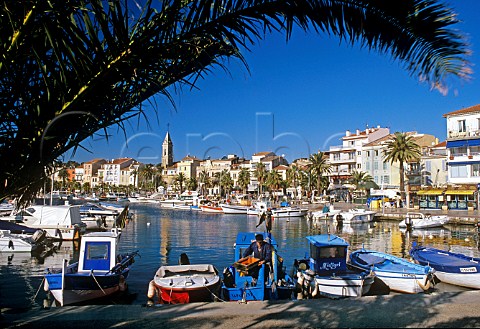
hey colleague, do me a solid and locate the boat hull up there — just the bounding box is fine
[349,249,435,294]
[314,274,374,297]
[45,270,129,306]
[150,264,222,304]
[220,204,249,214]
[200,206,223,213]
[410,246,480,289]
[272,207,308,218]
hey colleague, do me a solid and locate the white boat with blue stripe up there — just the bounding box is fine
[349,249,435,294]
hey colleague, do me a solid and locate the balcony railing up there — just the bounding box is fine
[448,130,480,139]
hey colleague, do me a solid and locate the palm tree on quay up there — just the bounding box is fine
[383,132,422,204]
[254,163,268,196]
[308,152,332,197]
[238,168,251,195]
[0,0,471,206]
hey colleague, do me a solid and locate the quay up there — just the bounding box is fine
[3,290,480,328]
[306,201,480,226]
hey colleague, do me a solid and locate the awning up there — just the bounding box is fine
[416,189,444,195]
[445,190,476,195]
[447,139,480,148]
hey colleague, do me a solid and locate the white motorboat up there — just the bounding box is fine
[399,212,449,229]
[3,205,86,241]
[334,208,376,224]
[220,203,249,214]
[0,221,54,253]
[272,207,308,218]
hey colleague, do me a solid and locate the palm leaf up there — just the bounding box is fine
[0,0,471,205]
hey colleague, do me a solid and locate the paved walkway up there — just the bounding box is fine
[306,201,480,225]
[3,290,480,328]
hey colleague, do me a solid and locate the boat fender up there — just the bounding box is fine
[147,280,157,300]
[44,279,50,292]
[311,282,319,298]
[119,275,127,291]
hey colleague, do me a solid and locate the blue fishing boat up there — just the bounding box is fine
[410,245,480,289]
[44,228,138,306]
[349,249,435,294]
[294,234,375,298]
[221,232,295,302]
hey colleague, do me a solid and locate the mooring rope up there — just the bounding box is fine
[33,276,45,300]
[91,271,107,295]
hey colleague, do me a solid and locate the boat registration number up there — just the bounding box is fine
[460,267,477,273]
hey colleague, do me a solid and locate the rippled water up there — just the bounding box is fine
[2,203,479,309]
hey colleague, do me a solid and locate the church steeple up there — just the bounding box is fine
[162,129,173,169]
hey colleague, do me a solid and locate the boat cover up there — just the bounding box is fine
[411,246,480,273]
[355,253,386,266]
[0,220,37,234]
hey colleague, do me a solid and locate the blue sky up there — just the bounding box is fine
[66,1,480,165]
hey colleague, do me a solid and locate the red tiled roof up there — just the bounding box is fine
[432,140,446,148]
[443,104,480,117]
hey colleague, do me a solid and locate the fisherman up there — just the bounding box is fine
[243,234,272,285]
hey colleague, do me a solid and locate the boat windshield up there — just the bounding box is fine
[311,246,346,259]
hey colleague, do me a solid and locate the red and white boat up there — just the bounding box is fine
[147,263,221,304]
[200,204,223,213]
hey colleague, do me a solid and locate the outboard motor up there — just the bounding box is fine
[179,252,190,265]
[223,266,235,288]
[31,229,47,244]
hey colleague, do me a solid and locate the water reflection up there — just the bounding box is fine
[1,203,480,310]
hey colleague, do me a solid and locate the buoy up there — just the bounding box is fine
[44,279,49,292]
[147,222,151,226]
[147,280,157,299]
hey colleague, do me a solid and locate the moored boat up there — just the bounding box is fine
[410,245,480,289]
[200,204,223,213]
[271,206,308,218]
[349,248,435,294]
[147,254,221,304]
[293,234,375,298]
[220,203,249,214]
[44,228,139,306]
[399,212,449,229]
[333,208,376,224]
[221,232,295,301]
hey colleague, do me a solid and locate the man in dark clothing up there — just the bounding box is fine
[243,234,272,283]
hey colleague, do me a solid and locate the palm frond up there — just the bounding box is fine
[0,0,471,205]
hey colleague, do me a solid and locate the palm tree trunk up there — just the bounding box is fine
[399,163,405,203]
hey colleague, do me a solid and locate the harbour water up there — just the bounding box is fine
[1,202,480,310]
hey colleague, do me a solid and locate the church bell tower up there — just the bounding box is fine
[162,131,173,169]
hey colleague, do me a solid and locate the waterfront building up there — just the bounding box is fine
[83,158,107,186]
[442,104,480,209]
[97,158,135,187]
[327,126,390,185]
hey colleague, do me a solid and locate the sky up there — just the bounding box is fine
[65,1,480,165]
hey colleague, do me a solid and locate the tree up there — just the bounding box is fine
[286,164,300,199]
[175,173,186,194]
[254,163,267,195]
[349,170,374,198]
[265,170,283,195]
[139,164,155,190]
[57,168,70,190]
[219,169,234,198]
[198,169,211,196]
[308,152,332,196]
[238,168,251,195]
[186,177,198,192]
[383,132,422,202]
[1,0,471,206]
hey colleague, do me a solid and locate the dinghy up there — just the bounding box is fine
[349,249,435,294]
[410,245,480,289]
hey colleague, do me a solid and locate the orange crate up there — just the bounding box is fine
[233,256,260,274]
